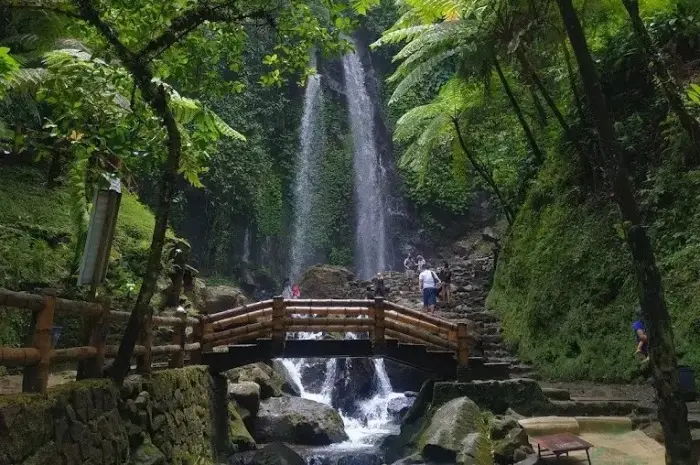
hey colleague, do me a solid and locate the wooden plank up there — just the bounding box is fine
[384,301,458,330]
[384,319,456,351]
[386,310,448,336]
[0,347,40,365]
[283,317,372,327]
[284,307,369,316]
[284,299,371,308]
[205,320,273,344]
[52,346,98,362]
[202,299,274,323]
[212,308,272,332]
[385,328,446,351]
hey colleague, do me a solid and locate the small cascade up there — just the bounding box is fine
[290,57,324,282]
[342,41,388,279]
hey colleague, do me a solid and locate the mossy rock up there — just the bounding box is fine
[227,402,256,453]
[418,397,481,462]
[225,363,285,399]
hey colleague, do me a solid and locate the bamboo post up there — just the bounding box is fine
[190,317,204,364]
[373,297,386,354]
[457,322,469,378]
[136,311,153,374]
[22,289,56,393]
[169,308,187,368]
[81,298,110,378]
[271,296,285,355]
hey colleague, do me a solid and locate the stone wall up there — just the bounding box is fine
[0,366,246,465]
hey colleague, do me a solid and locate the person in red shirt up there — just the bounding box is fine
[292,284,301,299]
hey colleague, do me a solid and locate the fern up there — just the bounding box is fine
[389,48,458,104]
[205,109,246,141]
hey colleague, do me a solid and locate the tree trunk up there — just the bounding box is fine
[529,86,549,127]
[452,118,516,225]
[621,0,700,165]
[562,41,586,122]
[109,85,182,384]
[493,57,545,164]
[556,1,693,463]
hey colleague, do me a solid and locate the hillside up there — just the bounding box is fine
[0,164,166,347]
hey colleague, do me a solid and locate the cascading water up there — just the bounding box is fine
[342,42,388,280]
[290,58,324,282]
[242,227,251,264]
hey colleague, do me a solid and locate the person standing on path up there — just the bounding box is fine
[418,265,441,313]
[292,284,301,299]
[404,253,415,277]
[439,261,452,304]
[416,255,426,272]
[282,278,292,299]
[374,273,386,298]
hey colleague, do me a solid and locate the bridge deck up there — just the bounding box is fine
[201,338,509,380]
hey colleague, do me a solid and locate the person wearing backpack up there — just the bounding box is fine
[418,265,441,313]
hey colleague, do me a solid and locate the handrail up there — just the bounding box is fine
[0,289,470,394]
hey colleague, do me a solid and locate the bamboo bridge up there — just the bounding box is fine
[0,289,509,394]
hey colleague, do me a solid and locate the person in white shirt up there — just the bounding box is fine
[418,266,441,313]
[282,278,292,299]
[416,255,426,272]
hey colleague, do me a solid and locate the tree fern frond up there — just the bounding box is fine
[371,24,433,48]
[5,68,47,92]
[169,94,201,125]
[393,20,468,62]
[395,102,444,142]
[389,48,457,104]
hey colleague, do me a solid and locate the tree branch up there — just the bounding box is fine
[136,3,277,63]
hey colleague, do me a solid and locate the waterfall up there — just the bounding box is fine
[342,42,388,280]
[290,59,324,282]
[242,227,251,264]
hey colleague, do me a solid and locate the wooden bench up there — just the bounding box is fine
[533,433,594,464]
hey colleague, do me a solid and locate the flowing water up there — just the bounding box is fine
[242,227,251,264]
[290,60,324,282]
[342,43,388,280]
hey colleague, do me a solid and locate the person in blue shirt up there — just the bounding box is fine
[632,307,649,362]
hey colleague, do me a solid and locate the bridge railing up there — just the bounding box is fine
[0,288,469,394]
[200,296,469,369]
[0,288,200,394]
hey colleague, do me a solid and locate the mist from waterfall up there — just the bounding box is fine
[342,42,388,280]
[289,58,324,282]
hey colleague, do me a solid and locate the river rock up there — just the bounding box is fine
[251,443,305,465]
[387,396,415,422]
[419,397,481,462]
[229,382,261,416]
[493,427,532,464]
[298,265,355,298]
[226,363,285,399]
[252,396,348,445]
[456,432,491,465]
[272,359,302,396]
[202,285,249,314]
[331,358,375,416]
[228,402,257,452]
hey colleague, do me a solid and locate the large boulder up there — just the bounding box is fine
[272,359,302,396]
[300,359,327,393]
[252,396,348,445]
[225,363,286,399]
[229,382,261,416]
[298,265,355,298]
[432,379,551,415]
[132,434,166,465]
[202,285,250,314]
[492,427,531,465]
[419,397,482,462]
[331,358,376,416]
[251,443,305,465]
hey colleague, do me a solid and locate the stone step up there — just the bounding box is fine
[484,349,512,359]
[483,342,504,351]
[549,399,654,417]
[481,334,503,344]
[466,312,500,323]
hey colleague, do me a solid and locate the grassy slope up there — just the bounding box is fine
[0,165,159,346]
[488,157,700,381]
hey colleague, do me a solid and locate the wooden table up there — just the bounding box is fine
[533,433,594,464]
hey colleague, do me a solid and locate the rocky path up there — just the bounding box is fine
[380,234,536,379]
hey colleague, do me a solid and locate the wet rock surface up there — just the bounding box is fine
[331,358,376,417]
[252,396,348,445]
